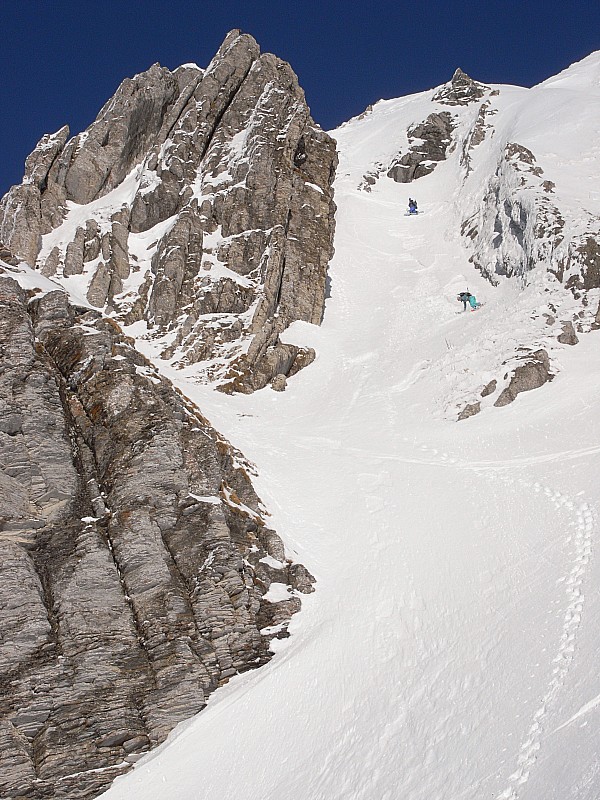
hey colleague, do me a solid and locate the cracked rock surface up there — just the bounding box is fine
[0,278,313,799]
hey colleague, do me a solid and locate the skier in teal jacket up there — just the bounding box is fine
[457,291,471,311]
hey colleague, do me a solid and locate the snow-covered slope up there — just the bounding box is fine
[95,56,600,800]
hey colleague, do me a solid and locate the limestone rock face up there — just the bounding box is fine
[55,65,183,206]
[23,125,70,191]
[0,184,44,267]
[0,276,313,799]
[0,29,337,394]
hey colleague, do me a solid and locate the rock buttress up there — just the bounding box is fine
[0,279,313,799]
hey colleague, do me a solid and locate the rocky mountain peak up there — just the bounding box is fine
[433,66,488,105]
[381,69,492,188]
[452,67,473,84]
[0,28,337,395]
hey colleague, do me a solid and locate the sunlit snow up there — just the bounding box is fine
[83,54,600,800]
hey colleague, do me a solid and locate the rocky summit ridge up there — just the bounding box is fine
[0,28,337,395]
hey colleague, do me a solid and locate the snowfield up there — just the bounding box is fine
[88,57,600,800]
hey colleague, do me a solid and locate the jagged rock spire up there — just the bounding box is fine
[0,28,338,394]
[433,67,489,105]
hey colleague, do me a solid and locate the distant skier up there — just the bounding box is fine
[457,291,472,311]
[408,198,418,214]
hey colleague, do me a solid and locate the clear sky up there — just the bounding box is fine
[1,0,599,197]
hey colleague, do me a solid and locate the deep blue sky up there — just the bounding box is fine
[1,1,599,197]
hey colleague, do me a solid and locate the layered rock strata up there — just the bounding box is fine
[0,275,313,799]
[0,29,337,393]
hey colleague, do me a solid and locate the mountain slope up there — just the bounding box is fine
[96,54,600,800]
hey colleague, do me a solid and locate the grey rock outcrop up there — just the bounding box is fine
[575,235,600,290]
[0,183,44,267]
[271,373,287,391]
[433,68,489,106]
[457,401,481,420]
[55,65,183,207]
[557,321,579,345]
[480,379,497,398]
[0,29,337,395]
[23,125,70,192]
[0,277,313,799]
[387,112,455,183]
[494,349,553,407]
[594,297,600,329]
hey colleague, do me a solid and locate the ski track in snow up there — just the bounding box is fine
[284,421,599,798]
[497,488,594,799]
[409,441,597,799]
